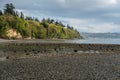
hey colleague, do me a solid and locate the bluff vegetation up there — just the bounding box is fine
[0,3,82,39]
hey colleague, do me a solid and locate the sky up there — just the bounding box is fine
[0,0,120,33]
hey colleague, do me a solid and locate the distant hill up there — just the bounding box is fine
[0,3,82,39]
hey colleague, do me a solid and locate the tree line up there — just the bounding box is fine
[0,3,81,39]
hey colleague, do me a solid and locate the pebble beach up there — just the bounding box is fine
[0,40,120,80]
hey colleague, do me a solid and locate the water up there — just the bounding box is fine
[67,33,120,44]
[67,38,120,44]
[79,33,120,44]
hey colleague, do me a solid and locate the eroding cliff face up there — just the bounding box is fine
[6,29,22,39]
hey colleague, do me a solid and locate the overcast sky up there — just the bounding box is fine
[0,0,120,33]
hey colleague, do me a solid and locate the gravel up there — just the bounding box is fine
[0,53,120,80]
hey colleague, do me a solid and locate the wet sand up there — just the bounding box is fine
[0,41,120,80]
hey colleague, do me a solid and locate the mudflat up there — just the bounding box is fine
[0,41,120,80]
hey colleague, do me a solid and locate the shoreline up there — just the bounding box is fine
[0,41,120,79]
[0,38,120,45]
[0,41,120,60]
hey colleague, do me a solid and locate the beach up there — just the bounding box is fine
[0,40,120,80]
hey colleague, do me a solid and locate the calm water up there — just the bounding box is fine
[66,33,120,44]
[67,38,120,44]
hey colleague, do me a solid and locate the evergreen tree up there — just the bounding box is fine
[20,12,24,19]
[58,21,65,27]
[67,24,70,29]
[35,18,39,22]
[4,3,15,15]
[15,11,19,16]
[55,21,59,25]
[50,19,54,24]
[47,18,51,23]
[42,18,46,22]
[67,24,73,30]
[25,16,33,20]
[0,10,2,15]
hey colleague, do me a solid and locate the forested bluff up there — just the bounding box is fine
[0,3,82,39]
